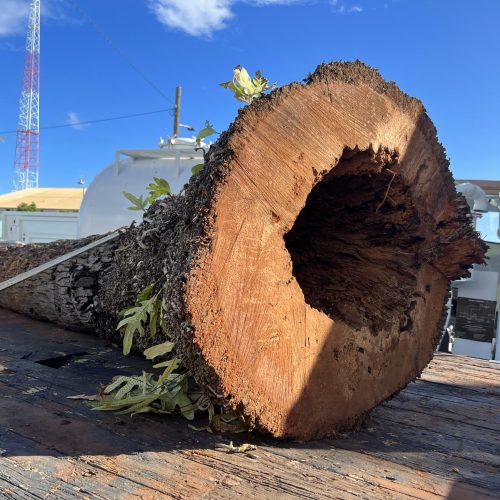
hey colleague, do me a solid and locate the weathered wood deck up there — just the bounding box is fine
[0,308,498,499]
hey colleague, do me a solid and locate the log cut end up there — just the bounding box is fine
[0,61,486,441]
[169,60,486,439]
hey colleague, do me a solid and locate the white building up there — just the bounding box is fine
[0,187,85,243]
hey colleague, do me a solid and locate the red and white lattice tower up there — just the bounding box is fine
[13,0,40,191]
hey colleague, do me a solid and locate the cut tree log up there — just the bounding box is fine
[0,61,486,440]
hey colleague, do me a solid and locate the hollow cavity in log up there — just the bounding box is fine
[285,146,422,333]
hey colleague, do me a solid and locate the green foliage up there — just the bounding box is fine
[116,284,161,355]
[123,191,148,211]
[93,283,218,424]
[191,163,204,174]
[143,341,175,360]
[146,177,171,203]
[17,202,38,212]
[191,120,220,175]
[92,367,197,419]
[220,66,276,104]
[195,120,218,146]
[123,177,171,212]
[95,284,249,431]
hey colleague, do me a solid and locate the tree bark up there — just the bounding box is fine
[0,61,486,440]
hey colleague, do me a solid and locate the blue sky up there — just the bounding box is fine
[0,0,499,193]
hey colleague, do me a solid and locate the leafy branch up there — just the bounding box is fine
[94,284,250,432]
[93,286,213,421]
[220,66,276,104]
[116,284,161,355]
[123,177,171,212]
[92,361,198,419]
[123,191,148,211]
[146,177,171,203]
[195,120,219,146]
[191,121,220,174]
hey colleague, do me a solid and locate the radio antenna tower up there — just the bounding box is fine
[13,0,40,191]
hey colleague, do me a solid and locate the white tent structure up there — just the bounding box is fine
[78,138,205,237]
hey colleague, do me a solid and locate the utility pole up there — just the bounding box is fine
[173,85,181,138]
[13,0,41,191]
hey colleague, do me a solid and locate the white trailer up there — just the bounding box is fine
[1,211,78,243]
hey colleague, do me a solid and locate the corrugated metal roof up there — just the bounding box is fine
[0,188,85,210]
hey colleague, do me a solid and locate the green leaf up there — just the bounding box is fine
[115,378,142,400]
[149,299,159,336]
[115,395,158,415]
[155,357,181,386]
[92,393,157,411]
[122,329,134,356]
[195,120,218,145]
[143,341,175,360]
[128,406,154,415]
[137,284,155,302]
[123,191,148,211]
[152,359,176,369]
[191,163,204,174]
[146,177,171,204]
[176,393,195,420]
[104,375,136,395]
[117,295,159,355]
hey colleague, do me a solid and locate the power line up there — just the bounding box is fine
[66,0,173,104]
[0,108,173,135]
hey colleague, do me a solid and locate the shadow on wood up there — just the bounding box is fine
[1,310,498,498]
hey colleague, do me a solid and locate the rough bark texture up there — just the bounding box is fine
[0,61,486,440]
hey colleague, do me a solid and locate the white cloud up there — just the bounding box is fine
[246,0,300,4]
[67,112,88,131]
[148,0,233,37]
[149,0,302,37]
[330,0,363,14]
[0,0,76,38]
[0,0,29,37]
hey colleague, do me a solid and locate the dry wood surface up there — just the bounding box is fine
[0,309,498,499]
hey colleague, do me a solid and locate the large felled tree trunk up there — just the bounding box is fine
[0,61,486,440]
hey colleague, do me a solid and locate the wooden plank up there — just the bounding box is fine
[0,374,411,500]
[426,356,500,381]
[265,443,496,500]
[419,357,500,396]
[0,389,392,499]
[1,358,497,498]
[5,349,499,460]
[432,353,498,369]
[405,379,500,407]
[1,309,499,499]
[384,388,500,433]
[331,426,499,493]
[420,372,500,397]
